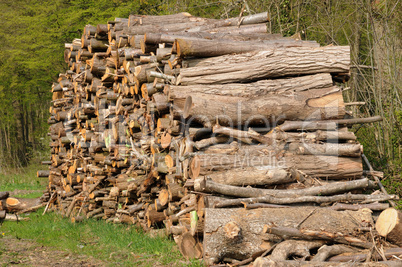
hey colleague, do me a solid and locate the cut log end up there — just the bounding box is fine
[375,208,402,246]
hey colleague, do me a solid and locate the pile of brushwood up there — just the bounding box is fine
[38,11,402,266]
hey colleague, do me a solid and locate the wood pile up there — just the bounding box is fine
[39,12,401,266]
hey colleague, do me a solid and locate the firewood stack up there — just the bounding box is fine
[39,12,401,266]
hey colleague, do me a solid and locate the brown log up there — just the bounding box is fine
[194,177,374,199]
[4,197,42,213]
[166,73,344,126]
[201,167,297,186]
[265,226,373,248]
[269,240,326,261]
[213,193,396,208]
[144,31,283,45]
[192,143,363,179]
[375,208,402,246]
[311,244,358,262]
[177,46,350,85]
[330,202,390,211]
[175,232,203,260]
[175,38,319,58]
[328,247,402,262]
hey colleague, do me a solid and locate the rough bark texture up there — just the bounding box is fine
[177,46,350,85]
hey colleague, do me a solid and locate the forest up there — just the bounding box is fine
[0,0,400,195]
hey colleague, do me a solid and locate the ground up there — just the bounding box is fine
[1,189,105,266]
[0,237,105,267]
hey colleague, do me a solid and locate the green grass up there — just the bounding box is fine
[0,209,203,267]
[0,164,46,192]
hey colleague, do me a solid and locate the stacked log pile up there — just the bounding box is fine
[39,12,401,266]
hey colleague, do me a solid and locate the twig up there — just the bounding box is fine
[295,208,317,228]
[362,153,396,207]
[42,191,57,215]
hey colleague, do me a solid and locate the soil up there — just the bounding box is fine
[0,237,106,267]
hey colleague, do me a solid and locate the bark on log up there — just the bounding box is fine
[202,167,297,186]
[203,207,373,264]
[269,240,325,261]
[277,116,383,132]
[175,38,319,58]
[166,74,345,126]
[375,208,402,246]
[37,170,50,177]
[176,46,350,85]
[328,247,402,262]
[265,226,373,248]
[311,244,357,262]
[144,31,283,45]
[194,177,373,199]
[193,147,363,179]
[213,193,396,208]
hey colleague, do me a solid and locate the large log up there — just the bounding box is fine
[194,177,374,198]
[202,207,373,264]
[192,145,363,179]
[144,31,283,45]
[174,37,319,58]
[203,167,297,186]
[167,73,345,126]
[176,46,350,85]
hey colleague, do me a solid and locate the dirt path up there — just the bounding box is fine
[0,237,106,267]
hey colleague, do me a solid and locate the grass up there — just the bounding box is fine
[0,209,203,267]
[0,164,46,192]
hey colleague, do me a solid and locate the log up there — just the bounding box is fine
[330,202,390,211]
[277,116,383,132]
[193,148,363,179]
[328,247,402,262]
[264,226,373,248]
[37,170,50,177]
[166,73,345,126]
[175,38,319,58]
[203,207,373,264]
[194,177,374,198]
[375,208,402,246]
[202,167,297,186]
[213,193,396,208]
[311,244,357,262]
[269,240,325,261]
[4,197,42,213]
[177,46,350,85]
[144,31,283,45]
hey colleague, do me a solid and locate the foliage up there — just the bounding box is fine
[0,209,202,266]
